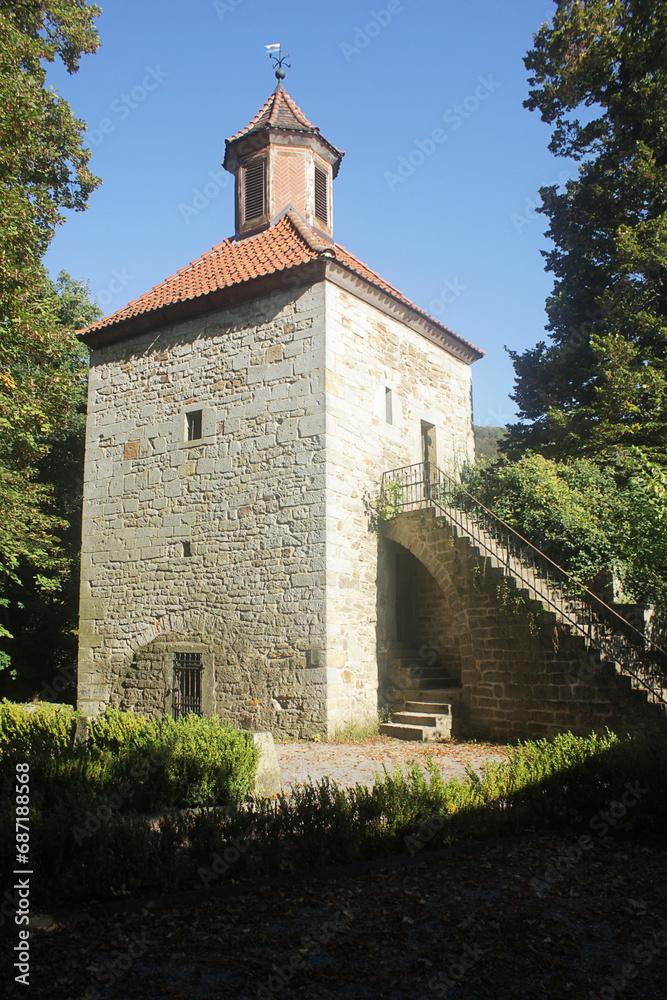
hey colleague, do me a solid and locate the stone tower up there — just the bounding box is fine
[76,78,483,737]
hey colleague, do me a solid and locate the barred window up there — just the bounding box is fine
[172,652,202,719]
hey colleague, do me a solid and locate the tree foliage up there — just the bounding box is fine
[0,0,100,464]
[462,451,667,604]
[506,0,667,460]
[0,272,100,690]
[0,2,101,680]
[481,2,667,610]
[473,426,507,465]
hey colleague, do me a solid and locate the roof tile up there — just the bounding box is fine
[80,212,482,359]
[227,83,317,141]
[223,84,344,176]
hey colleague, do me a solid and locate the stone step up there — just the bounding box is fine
[389,505,666,733]
[392,656,439,670]
[393,711,449,727]
[379,722,443,742]
[419,678,461,692]
[405,700,455,713]
[408,665,451,679]
[409,686,463,702]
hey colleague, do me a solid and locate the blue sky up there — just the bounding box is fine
[44,0,569,428]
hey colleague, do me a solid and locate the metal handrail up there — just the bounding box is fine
[381,461,667,705]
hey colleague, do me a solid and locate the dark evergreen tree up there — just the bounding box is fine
[506,0,667,461]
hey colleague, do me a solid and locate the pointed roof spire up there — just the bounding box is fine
[228,85,318,140]
[223,85,344,176]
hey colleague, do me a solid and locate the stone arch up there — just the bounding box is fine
[127,609,268,668]
[378,513,473,721]
[106,607,326,738]
[108,609,273,723]
[382,513,470,639]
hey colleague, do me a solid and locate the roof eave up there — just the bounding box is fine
[224,127,344,177]
[323,260,484,365]
[78,259,329,350]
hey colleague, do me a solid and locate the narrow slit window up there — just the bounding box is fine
[187,410,202,441]
[314,166,328,225]
[244,158,266,222]
[385,387,393,424]
[181,541,192,558]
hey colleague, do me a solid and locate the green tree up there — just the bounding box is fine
[461,451,667,604]
[473,426,507,465]
[506,0,667,460]
[0,2,101,679]
[0,272,100,694]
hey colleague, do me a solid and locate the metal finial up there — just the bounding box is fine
[265,43,290,81]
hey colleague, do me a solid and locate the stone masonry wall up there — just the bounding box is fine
[384,512,666,739]
[78,283,330,738]
[411,555,465,683]
[323,282,475,732]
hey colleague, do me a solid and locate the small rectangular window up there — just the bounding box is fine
[187,410,202,441]
[244,158,266,222]
[314,166,328,225]
[385,387,393,424]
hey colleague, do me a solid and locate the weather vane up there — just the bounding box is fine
[265,43,290,81]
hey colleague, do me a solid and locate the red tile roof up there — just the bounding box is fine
[228,82,318,140]
[224,83,344,176]
[80,212,483,361]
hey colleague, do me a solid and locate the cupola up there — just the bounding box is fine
[223,71,343,242]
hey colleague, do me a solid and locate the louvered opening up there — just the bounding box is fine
[314,166,328,225]
[244,158,265,222]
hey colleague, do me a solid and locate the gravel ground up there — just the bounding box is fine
[274,736,508,791]
[3,833,666,1000]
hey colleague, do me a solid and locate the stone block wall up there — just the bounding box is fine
[78,283,330,738]
[323,282,475,731]
[78,273,477,738]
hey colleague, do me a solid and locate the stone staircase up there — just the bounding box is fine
[380,645,463,741]
[381,463,667,713]
[444,511,667,706]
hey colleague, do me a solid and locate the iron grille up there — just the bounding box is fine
[244,158,265,221]
[314,166,328,224]
[172,652,203,719]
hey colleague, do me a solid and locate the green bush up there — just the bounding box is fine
[0,700,78,759]
[460,454,622,588]
[3,722,666,912]
[0,703,260,810]
[87,705,158,753]
[460,450,667,603]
